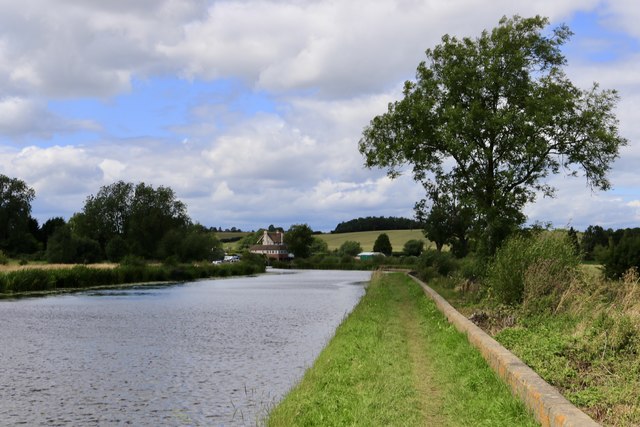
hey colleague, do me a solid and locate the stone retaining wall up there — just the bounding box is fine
[408,274,599,427]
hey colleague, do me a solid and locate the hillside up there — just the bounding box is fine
[317,229,430,252]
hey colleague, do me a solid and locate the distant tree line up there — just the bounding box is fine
[0,175,224,264]
[333,216,423,233]
[576,225,640,278]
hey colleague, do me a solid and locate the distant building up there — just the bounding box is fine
[249,230,290,261]
[355,252,386,260]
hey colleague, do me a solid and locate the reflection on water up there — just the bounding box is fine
[0,269,370,426]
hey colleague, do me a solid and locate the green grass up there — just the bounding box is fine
[425,257,640,425]
[268,273,537,426]
[316,229,430,251]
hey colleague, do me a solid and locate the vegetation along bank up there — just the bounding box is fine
[0,256,266,296]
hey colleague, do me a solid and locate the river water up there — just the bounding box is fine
[0,269,370,426]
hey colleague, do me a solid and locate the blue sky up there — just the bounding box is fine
[0,1,639,232]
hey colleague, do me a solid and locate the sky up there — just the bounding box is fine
[0,0,639,232]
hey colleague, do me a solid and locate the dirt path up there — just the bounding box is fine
[393,275,449,426]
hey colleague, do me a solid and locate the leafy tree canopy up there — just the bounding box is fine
[333,216,422,233]
[373,233,393,256]
[339,240,363,257]
[285,224,314,258]
[74,180,191,258]
[0,174,36,254]
[359,15,627,255]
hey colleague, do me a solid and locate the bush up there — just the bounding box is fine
[339,240,362,257]
[417,249,458,281]
[403,239,424,257]
[487,233,579,306]
[0,250,8,265]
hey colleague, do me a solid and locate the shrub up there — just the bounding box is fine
[456,256,487,282]
[339,240,362,257]
[0,250,8,265]
[403,239,424,257]
[417,249,458,280]
[487,233,580,306]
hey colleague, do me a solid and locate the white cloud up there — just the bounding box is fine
[0,97,99,139]
[0,0,638,231]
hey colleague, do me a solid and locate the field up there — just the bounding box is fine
[316,229,430,251]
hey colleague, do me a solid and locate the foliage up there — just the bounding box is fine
[0,259,266,294]
[487,233,580,306]
[402,239,424,257]
[581,225,611,261]
[416,183,473,256]
[417,249,458,280]
[603,231,640,279]
[0,174,37,255]
[235,229,264,249]
[37,217,66,248]
[566,227,580,256]
[359,15,627,256]
[309,236,329,254]
[339,240,363,257]
[333,216,423,233]
[285,224,314,258]
[105,235,129,262]
[45,226,75,263]
[373,233,392,256]
[0,250,7,265]
[74,180,191,259]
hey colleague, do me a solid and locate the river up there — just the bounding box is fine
[0,269,370,426]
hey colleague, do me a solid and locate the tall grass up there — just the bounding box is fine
[0,261,265,295]
[487,233,580,306]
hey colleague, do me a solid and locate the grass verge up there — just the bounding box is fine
[268,272,537,426]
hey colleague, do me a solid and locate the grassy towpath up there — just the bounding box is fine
[268,272,537,426]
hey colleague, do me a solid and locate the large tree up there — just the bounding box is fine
[359,16,626,255]
[285,224,314,258]
[75,181,191,258]
[0,174,36,254]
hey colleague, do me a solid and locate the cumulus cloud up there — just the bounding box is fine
[0,97,99,139]
[0,0,638,231]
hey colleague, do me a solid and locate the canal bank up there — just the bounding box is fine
[269,272,537,426]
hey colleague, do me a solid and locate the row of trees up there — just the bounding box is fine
[0,176,224,263]
[568,225,640,278]
[333,216,423,233]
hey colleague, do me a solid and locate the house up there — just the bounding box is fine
[249,230,290,261]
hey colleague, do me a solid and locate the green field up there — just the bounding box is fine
[216,229,431,253]
[316,229,430,251]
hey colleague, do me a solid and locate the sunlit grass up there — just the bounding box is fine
[268,273,536,426]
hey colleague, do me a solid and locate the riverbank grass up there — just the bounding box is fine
[268,272,536,426]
